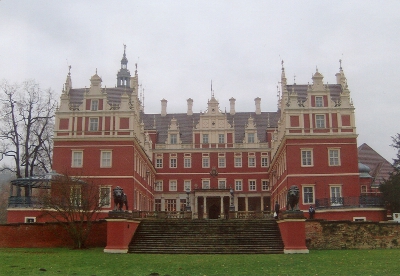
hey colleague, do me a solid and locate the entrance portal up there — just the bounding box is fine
[208,204,220,219]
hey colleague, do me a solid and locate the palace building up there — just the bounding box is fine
[7,48,389,223]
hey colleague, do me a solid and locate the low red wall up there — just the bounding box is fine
[0,221,107,248]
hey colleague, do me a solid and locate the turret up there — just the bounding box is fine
[117,44,131,87]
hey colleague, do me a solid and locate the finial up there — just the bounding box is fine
[96,68,97,74]
[339,59,342,70]
[68,65,71,75]
[123,44,126,54]
[316,66,318,72]
[281,60,284,71]
[294,74,296,84]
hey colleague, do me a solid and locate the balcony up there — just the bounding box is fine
[315,195,384,209]
[8,196,41,208]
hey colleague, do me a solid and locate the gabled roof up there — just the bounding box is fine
[358,143,394,186]
[142,112,280,144]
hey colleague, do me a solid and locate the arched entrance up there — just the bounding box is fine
[208,204,220,219]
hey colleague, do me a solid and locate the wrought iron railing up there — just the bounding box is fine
[8,196,40,208]
[315,196,383,209]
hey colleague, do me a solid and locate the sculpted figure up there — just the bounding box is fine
[286,185,300,211]
[113,186,129,211]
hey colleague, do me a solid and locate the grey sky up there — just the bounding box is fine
[1,0,399,162]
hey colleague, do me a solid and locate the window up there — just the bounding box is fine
[156,158,163,168]
[301,149,313,167]
[249,180,256,191]
[218,157,226,168]
[99,186,111,207]
[202,157,209,168]
[184,157,191,168]
[72,151,83,167]
[184,180,191,191]
[202,180,210,189]
[330,186,342,206]
[248,157,256,167]
[70,186,81,207]
[248,133,255,143]
[262,180,269,191]
[315,96,323,107]
[169,180,177,191]
[101,151,112,168]
[91,100,99,111]
[218,134,225,143]
[25,217,36,223]
[235,180,243,191]
[303,186,314,204]
[235,157,242,167]
[361,185,367,194]
[155,199,161,211]
[218,180,226,189]
[89,118,99,131]
[261,156,268,167]
[166,199,176,211]
[329,149,340,166]
[155,181,163,191]
[170,134,177,144]
[202,134,209,144]
[315,115,325,128]
[170,158,177,168]
[180,199,186,212]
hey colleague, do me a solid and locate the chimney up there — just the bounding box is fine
[229,97,236,115]
[187,98,193,115]
[161,99,167,117]
[255,97,261,115]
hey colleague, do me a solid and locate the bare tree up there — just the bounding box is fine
[0,80,56,179]
[38,174,109,249]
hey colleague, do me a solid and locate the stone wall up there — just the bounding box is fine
[0,221,107,248]
[306,220,400,249]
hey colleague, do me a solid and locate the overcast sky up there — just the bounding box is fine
[1,1,399,162]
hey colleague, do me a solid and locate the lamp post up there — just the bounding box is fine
[229,187,235,211]
[185,188,191,211]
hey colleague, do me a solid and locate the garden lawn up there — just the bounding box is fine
[0,248,399,275]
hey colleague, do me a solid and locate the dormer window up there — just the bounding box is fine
[316,96,323,107]
[91,100,98,111]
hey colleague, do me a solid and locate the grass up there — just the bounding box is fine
[0,248,399,275]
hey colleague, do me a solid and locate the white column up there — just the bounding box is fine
[245,196,248,212]
[203,196,207,218]
[220,196,224,218]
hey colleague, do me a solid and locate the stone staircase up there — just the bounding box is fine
[128,219,284,254]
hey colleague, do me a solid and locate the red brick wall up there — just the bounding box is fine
[0,221,107,248]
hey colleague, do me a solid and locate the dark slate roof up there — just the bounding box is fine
[358,143,394,186]
[68,87,134,107]
[286,84,343,101]
[142,112,280,144]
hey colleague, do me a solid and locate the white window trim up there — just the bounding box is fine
[184,180,191,191]
[315,96,323,107]
[301,149,313,167]
[156,158,163,168]
[184,157,191,168]
[218,157,226,168]
[261,156,269,167]
[91,100,99,111]
[234,157,242,168]
[72,150,83,168]
[248,180,257,191]
[169,158,177,168]
[315,114,325,128]
[99,186,112,208]
[261,180,269,191]
[302,184,315,205]
[328,148,341,166]
[329,184,343,206]
[25,217,36,223]
[202,157,210,168]
[248,156,256,168]
[89,117,99,131]
[235,179,243,191]
[202,179,210,189]
[155,181,163,191]
[169,180,177,191]
[100,150,112,168]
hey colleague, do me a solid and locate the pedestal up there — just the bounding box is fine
[103,211,140,253]
[277,211,309,254]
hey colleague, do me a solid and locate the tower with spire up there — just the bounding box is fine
[117,44,131,87]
